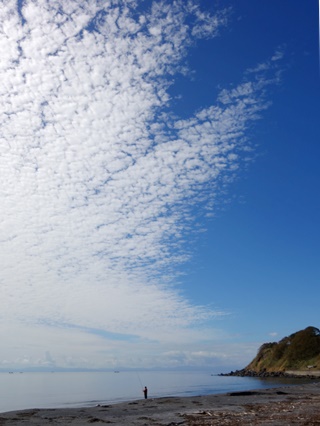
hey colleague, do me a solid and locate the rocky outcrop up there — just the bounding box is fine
[220,368,320,379]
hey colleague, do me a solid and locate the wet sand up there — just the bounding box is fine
[1,382,320,425]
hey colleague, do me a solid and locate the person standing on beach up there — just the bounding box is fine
[143,386,148,399]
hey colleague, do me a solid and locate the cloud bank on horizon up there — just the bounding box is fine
[0,0,281,369]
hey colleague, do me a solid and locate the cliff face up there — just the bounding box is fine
[245,326,320,373]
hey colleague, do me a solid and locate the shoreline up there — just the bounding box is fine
[1,382,320,425]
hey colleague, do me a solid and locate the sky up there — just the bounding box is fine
[0,0,319,371]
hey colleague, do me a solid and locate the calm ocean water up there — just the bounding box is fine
[0,370,313,413]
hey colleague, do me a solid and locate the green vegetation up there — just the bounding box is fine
[246,326,320,372]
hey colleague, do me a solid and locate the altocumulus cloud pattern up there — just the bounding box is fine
[0,0,280,369]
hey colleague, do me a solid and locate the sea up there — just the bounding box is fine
[0,370,315,413]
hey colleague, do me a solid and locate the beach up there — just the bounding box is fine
[1,382,320,425]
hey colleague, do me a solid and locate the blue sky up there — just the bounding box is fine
[0,0,318,371]
[181,0,320,339]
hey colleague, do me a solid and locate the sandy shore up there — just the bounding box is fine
[1,382,320,425]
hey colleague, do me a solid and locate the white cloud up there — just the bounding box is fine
[0,0,279,369]
[0,322,257,370]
